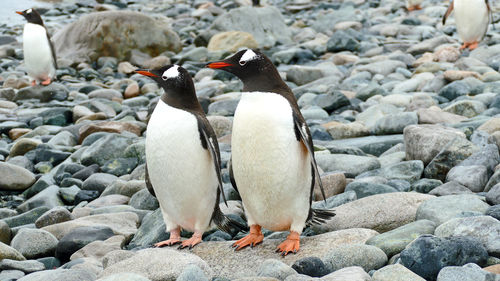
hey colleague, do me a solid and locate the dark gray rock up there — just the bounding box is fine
[101,157,138,176]
[323,135,404,157]
[311,190,357,209]
[291,257,329,277]
[59,185,81,204]
[326,30,360,52]
[485,205,500,220]
[39,108,72,126]
[386,179,411,192]
[55,225,115,262]
[23,175,55,199]
[82,173,118,193]
[127,208,168,249]
[429,181,473,196]
[36,257,61,270]
[207,99,239,116]
[372,112,418,135]
[128,188,159,211]
[313,91,350,112]
[72,164,100,181]
[2,207,51,228]
[74,190,100,205]
[412,179,443,193]
[438,80,470,101]
[80,134,135,166]
[16,186,64,213]
[344,181,398,199]
[400,235,488,281]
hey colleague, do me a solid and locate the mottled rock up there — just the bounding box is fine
[257,259,296,280]
[35,207,73,228]
[416,194,489,225]
[208,31,258,52]
[372,264,425,281]
[11,228,58,259]
[0,162,36,191]
[322,244,387,272]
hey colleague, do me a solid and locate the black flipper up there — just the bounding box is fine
[228,157,239,195]
[211,205,249,234]
[195,114,228,207]
[442,0,454,25]
[306,209,336,227]
[144,163,156,197]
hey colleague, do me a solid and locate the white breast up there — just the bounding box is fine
[23,23,56,82]
[454,0,489,43]
[146,100,218,232]
[231,92,311,233]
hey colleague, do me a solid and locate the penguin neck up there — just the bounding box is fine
[241,69,294,101]
[160,86,203,113]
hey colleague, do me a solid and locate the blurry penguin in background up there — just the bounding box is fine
[16,8,57,86]
[442,0,492,50]
[407,0,423,11]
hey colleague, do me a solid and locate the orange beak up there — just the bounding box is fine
[16,11,23,15]
[206,62,233,69]
[135,69,158,77]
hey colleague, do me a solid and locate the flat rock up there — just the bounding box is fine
[190,228,377,279]
[434,216,500,257]
[17,268,96,281]
[446,165,488,192]
[79,121,141,143]
[417,108,467,124]
[42,212,139,240]
[0,259,45,274]
[97,273,151,281]
[356,160,424,184]
[71,235,125,262]
[35,206,73,228]
[437,263,499,281]
[416,194,490,225]
[428,181,473,196]
[99,248,213,281]
[0,162,36,191]
[315,154,380,177]
[207,31,258,52]
[16,185,64,213]
[320,266,371,281]
[323,135,404,157]
[86,194,130,208]
[312,192,434,234]
[366,219,437,257]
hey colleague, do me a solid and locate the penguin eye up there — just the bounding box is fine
[162,76,168,80]
[239,60,247,66]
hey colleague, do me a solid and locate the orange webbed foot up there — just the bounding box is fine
[41,78,51,86]
[154,228,181,247]
[154,238,181,247]
[460,42,470,50]
[178,232,203,250]
[276,231,300,256]
[232,225,264,251]
[31,80,37,86]
[468,42,479,50]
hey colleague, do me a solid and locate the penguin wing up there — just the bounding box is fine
[144,163,156,197]
[292,110,327,202]
[195,115,228,206]
[46,31,58,69]
[228,157,239,194]
[442,0,454,25]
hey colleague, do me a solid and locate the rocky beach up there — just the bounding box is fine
[0,0,500,280]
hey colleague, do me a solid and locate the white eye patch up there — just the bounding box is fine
[27,8,32,13]
[239,49,258,65]
[162,65,180,80]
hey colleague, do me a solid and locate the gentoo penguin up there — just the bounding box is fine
[207,49,335,255]
[16,8,57,86]
[407,0,423,11]
[136,65,246,249]
[442,0,491,50]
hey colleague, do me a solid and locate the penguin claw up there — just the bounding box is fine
[232,225,264,251]
[178,234,202,250]
[276,231,300,256]
[154,239,181,248]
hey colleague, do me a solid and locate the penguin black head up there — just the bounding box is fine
[207,49,287,93]
[16,8,44,26]
[135,65,199,110]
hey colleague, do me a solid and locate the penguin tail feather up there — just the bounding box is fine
[306,208,336,227]
[212,208,249,234]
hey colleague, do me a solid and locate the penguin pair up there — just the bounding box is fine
[442,0,492,50]
[139,49,334,255]
[16,8,57,86]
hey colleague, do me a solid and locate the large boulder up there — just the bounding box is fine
[52,11,181,64]
[211,6,292,48]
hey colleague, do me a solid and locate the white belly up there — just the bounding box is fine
[454,0,489,43]
[23,23,56,82]
[232,92,311,233]
[146,100,217,232]
[407,0,422,6]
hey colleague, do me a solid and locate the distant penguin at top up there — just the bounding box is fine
[16,8,57,86]
[407,0,423,11]
[442,0,492,50]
